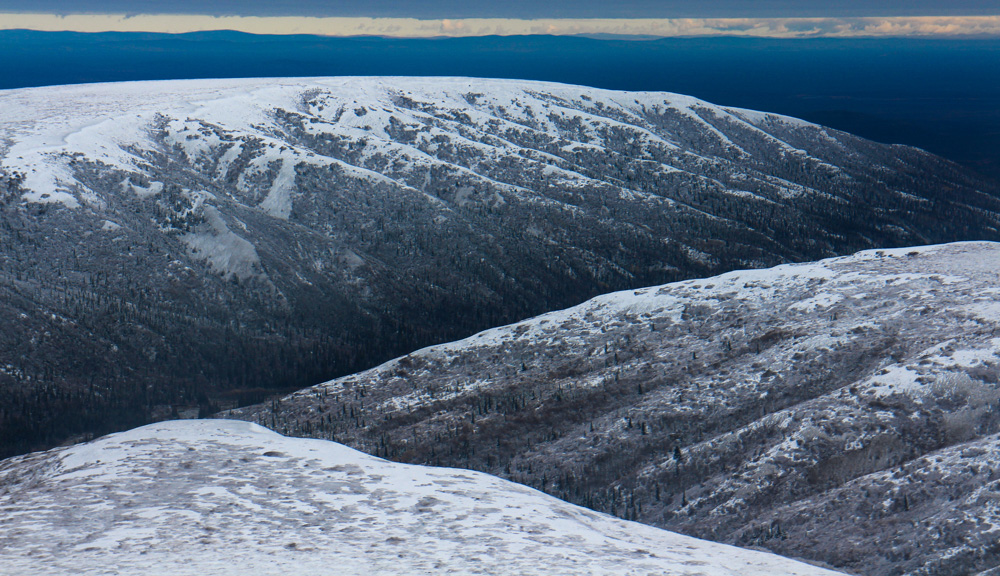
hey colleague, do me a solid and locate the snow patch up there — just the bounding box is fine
[181,205,263,282]
[100,220,121,232]
[259,158,297,220]
[789,292,843,313]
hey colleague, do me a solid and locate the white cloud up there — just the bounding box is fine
[1,14,999,38]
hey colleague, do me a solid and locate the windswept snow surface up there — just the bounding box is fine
[0,420,842,576]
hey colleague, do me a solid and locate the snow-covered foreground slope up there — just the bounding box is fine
[1,77,999,460]
[228,241,1000,576]
[0,420,843,576]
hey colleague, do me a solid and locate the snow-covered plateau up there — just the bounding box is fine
[229,241,1000,576]
[0,419,843,576]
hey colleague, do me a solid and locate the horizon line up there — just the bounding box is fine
[2,14,1000,38]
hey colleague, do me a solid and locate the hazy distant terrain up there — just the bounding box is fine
[1,77,998,458]
[2,32,998,177]
[2,0,993,17]
[229,242,1000,575]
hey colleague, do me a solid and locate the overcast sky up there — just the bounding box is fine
[2,0,999,18]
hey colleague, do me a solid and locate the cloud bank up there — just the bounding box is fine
[2,14,999,38]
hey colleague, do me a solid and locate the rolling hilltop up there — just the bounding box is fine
[0,419,844,576]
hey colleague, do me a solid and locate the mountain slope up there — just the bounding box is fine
[228,241,1000,576]
[0,419,844,576]
[2,77,999,457]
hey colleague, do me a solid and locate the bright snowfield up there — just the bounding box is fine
[0,420,843,576]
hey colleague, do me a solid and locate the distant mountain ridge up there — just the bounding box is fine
[1,77,998,457]
[5,33,1000,177]
[228,241,1000,576]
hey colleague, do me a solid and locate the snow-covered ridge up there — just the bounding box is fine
[0,76,985,296]
[284,240,977,397]
[226,241,1000,575]
[0,76,826,210]
[4,76,918,290]
[0,419,842,576]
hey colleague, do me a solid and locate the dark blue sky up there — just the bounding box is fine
[2,0,998,18]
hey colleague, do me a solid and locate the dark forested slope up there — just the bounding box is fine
[1,77,998,456]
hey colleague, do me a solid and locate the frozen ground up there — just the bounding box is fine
[0,419,842,576]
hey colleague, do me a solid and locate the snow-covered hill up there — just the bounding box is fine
[228,241,1000,576]
[1,77,998,459]
[0,419,843,576]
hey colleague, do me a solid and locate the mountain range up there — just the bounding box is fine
[2,77,999,457]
